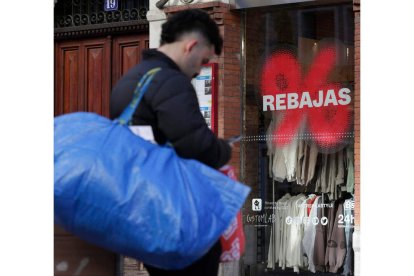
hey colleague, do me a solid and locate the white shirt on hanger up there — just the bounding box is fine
[302,196,321,273]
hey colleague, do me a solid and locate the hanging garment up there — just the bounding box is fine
[271,140,298,182]
[305,142,319,186]
[272,146,289,182]
[325,199,346,273]
[267,193,291,269]
[306,194,318,216]
[302,196,321,273]
[315,154,329,195]
[283,139,299,182]
[328,152,338,201]
[285,195,307,273]
[268,112,299,182]
[313,195,329,272]
[342,198,355,276]
[284,195,296,270]
[345,147,355,193]
[279,195,297,270]
[296,140,306,185]
[316,151,346,201]
[336,149,345,188]
[296,141,319,186]
[267,227,276,269]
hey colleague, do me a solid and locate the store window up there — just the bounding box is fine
[242,3,354,275]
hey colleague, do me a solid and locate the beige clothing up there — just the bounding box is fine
[315,150,345,201]
[296,140,306,185]
[305,143,319,185]
[282,139,299,182]
[345,146,354,193]
[325,200,346,273]
[267,113,298,182]
[278,195,293,270]
[272,148,288,182]
[315,154,329,194]
[267,194,291,269]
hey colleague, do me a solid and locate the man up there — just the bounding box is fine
[110,9,232,276]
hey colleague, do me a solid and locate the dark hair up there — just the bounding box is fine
[160,9,223,55]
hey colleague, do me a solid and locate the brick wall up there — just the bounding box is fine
[353,0,360,227]
[164,2,243,178]
[216,4,242,178]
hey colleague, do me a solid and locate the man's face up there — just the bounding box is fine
[184,39,215,79]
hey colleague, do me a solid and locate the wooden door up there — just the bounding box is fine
[55,37,111,117]
[54,33,149,276]
[112,34,149,87]
[55,34,149,117]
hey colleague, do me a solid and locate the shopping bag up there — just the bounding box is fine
[219,165,246,262]
[54,68,251,269]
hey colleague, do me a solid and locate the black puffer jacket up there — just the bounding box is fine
[110,49,231,169]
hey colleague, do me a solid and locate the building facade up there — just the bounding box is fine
[54,0,360,275]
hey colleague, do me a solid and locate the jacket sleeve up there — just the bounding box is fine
[148,74,231,169]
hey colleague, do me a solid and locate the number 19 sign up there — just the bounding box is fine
[104,0,118,11]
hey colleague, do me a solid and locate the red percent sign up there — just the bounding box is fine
[261,45,352,148]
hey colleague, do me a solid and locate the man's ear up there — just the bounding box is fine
[184,39,198,53]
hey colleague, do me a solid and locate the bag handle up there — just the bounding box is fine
[118,67,161,125]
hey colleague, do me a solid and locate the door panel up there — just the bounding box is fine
[55,43,83,116]
[63,49,80,113]
[55,35,149,117]
[84,38,111,117]
[112,35,149,87]
[55,37,111,117]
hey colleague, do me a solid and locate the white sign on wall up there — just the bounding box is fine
[192,66,214,129]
